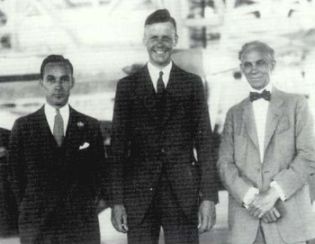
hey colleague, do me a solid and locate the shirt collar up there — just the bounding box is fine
[250,82,272,93]
[147,61,173,86]
[44,102,70,135]
[44,102,70,118]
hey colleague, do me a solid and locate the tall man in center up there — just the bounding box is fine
[110,9,218,244]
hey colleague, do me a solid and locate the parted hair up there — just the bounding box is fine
[40,55,74,79]
[239,41,275,62]
[144,9,177,31]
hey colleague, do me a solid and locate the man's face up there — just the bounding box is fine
[143,22,178,68]
[40,62,74,108]
[240,49,274,90]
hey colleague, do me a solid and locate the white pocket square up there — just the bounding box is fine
[79,142,90,150]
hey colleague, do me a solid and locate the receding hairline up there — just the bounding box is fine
[239,41,275,62]
[41,61,73,79]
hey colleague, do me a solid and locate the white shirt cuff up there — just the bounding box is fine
[243,187,259,208]
[270,181,286,201]
[312,202,315,212]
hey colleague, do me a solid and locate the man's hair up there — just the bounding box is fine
[40,55,74,79]
[239,41,275,62]
[144,9,177,32]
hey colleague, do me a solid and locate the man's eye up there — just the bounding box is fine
[61,76,70,82]
[243,62,253,69]
[46,77,55,82]
[162,37,171,42]
[256,59,267,67]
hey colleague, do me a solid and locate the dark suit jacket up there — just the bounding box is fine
[8,106,106,244]
[0,127,18,236]
[110,64,218,225]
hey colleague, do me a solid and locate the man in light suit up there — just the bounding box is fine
[8,55,106,244]
[217,41,315,244]
[110,9,218,244]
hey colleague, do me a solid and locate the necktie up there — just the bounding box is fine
[157,71,165,94]
[249,89,271,102]
[53,109,64,146]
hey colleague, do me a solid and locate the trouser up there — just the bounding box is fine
[127,173,199,244]
[253,223,306,244]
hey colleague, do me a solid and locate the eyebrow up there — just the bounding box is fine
[45,74,70,79]
[243,59,267,64]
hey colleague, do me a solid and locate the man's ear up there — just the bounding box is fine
[239,63,243,73]
[142,33,147,46]
[142,27,148,46]
[71,77,75,88]
[173,34,178,46]
[271,60,276,71]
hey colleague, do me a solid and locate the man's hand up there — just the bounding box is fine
[198,200,216,234]
[261,207,281,223]
[111,204,128,233]
[248,188,280,218]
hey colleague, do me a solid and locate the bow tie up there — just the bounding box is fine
[249,90,271,102]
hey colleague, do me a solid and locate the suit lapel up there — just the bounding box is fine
[242,99,259,149]
[263,88,284,152]
[63,107,83,152]
[160,65,178,127]
[136,66,160,120]
[36,106,58,148]
[136,64,182,126]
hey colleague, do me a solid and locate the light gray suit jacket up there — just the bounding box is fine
[217,87,315,244]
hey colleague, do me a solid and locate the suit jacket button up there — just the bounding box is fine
[161,148,165,153]
[149,187,153,191]
[191,162,196,166]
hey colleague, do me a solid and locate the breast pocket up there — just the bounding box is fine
[276,116,290,135]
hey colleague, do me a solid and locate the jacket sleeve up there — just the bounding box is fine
[92,122,108,202]
[8,119,27,206]
[217,109,256,205]
[109,79,131,205]
[193,77,219,203]
[273,96,315,200]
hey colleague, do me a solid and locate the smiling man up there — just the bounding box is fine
[8,55,106,244]
[217,41,315,244]
[110,9,218,244]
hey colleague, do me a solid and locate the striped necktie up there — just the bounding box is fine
[53,109,64,147]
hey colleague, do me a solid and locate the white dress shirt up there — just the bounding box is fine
[243,83,286,206]
[44,103,70,136]
[147,61,172,92]
[251,83,272,163]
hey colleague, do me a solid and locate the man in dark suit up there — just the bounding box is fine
[217,41,315,244]
[0,127,18,237]
[8,55,106,244]
[110,9,218,244]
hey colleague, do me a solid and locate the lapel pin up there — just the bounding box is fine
[77,121,84,128]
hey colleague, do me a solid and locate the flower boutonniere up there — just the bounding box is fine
[77,121,85,128]
[0,147,6,158]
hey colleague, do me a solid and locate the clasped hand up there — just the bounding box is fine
[247,188,281,223]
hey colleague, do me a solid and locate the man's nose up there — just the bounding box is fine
[155,38,164,45]
[54,80,64,88]
[250,64,259,73]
